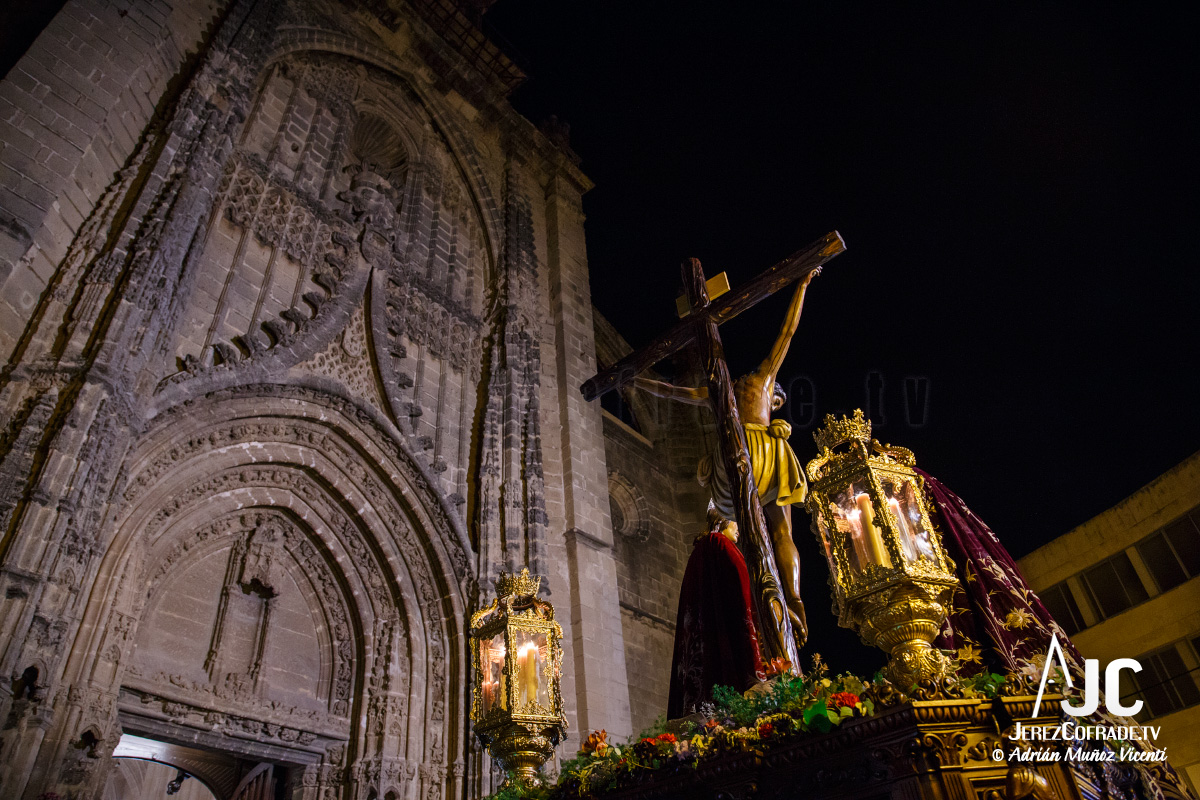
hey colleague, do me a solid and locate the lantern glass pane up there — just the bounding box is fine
[481,632,507,715]
[815,511,837,563]
[883,479,936,564]
[832,480,892,570]
[513,629,550,711]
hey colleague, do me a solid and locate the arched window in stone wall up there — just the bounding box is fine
[608,471,651,543]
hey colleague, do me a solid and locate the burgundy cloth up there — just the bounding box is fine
[668,532,765,718]
[920,470,1198,800]
[918,469,1085,676]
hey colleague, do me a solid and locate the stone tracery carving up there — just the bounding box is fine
[126,385,474,594]
[155,52,503,546]
[165,51,497,412]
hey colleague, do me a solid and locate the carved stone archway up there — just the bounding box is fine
[51,386,473,800]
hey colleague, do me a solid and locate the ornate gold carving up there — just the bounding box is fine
[966,737,1000,762]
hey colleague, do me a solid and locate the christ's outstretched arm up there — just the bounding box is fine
[633,376,709,406]
[758,267,820,382]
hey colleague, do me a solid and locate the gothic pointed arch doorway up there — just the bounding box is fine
[47,386,475,800]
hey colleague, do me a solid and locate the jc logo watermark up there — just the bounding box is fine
[1033,632,1143,718]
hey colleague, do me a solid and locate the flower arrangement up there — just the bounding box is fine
[484,654,1008,800]
[486,655,877,800]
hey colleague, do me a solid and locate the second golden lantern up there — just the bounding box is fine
[805,410,960,687]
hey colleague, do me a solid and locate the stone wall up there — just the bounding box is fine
[0,0,227,360]
[593,311,713,736]
[0,2,630,798]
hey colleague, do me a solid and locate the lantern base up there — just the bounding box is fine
[490,730,556,789]
[883,637,952,687]
[851,581,954,688]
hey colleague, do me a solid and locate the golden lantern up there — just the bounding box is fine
[470,568,567,788]
[804,410,959,687]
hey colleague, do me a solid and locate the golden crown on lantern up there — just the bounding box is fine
[495,567,541,599]
[812,408,872,451]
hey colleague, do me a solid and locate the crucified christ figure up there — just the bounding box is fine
[633,268,819,649]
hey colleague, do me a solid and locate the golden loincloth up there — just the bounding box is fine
[698,419,807,520]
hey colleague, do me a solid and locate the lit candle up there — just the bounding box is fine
[855,493,891,566]
[483,643,501,712]
[492,643,507,710]
[519,642,539,707]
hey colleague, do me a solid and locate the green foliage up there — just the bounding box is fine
[801,699,831,733]
[760,670,809,713]
[634,714,669,742]
[964,671,1007,698]
[709,669,818,727]
[671,717,699,738]
[710,683,761,728]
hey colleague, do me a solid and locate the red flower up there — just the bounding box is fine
[633,738,657,759]
[830,691,860,709]
[655,733,677,744]
[764,657,793,677]
[758,722,774,738]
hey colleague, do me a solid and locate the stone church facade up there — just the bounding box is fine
[0,1,706,799]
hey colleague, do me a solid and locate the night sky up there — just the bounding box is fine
[488,2,1200,548]
[486,2,1200,671]
[3,4,1197,673]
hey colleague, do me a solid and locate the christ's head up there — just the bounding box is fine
[772,381,786,411]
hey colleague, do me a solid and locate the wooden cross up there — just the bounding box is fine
[581,231,847,668]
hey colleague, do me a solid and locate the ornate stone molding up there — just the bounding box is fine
[132,383,473,593]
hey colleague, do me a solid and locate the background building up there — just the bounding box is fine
[1019,451,1200,792]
